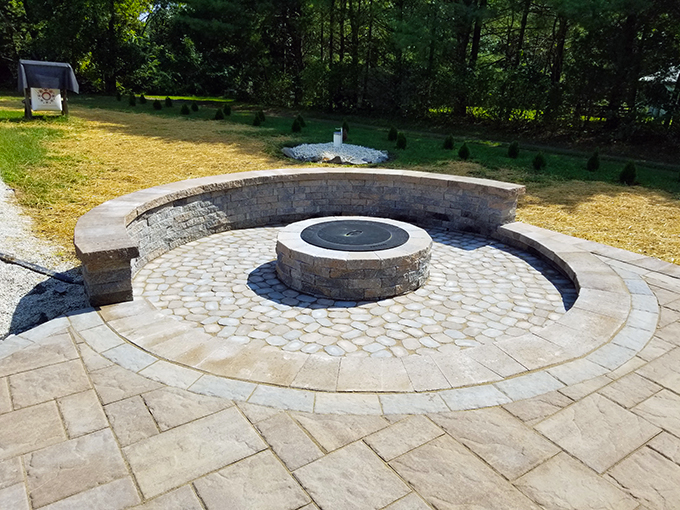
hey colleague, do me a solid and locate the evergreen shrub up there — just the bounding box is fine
[128,93,136,106]
[214,108,224,120]
[587,149,600,172]
[292,118,302,132]
[388,126,398,141]
[458,143,470,160]
[296,114,305,127]
[153,99,162,110]
[139,94,147,104]
[508,141,520,159]
[191,101,198,111]
[223,104,232,116]
[443,135,454,150]
[619,162,637,185]
[533,152,547,170]
[396,132,407,149]
[180,104,190,115]
[165,96,173,107]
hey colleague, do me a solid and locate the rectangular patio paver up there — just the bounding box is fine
[294,441,410,510]
[104,396,159,447]
[40,477,140,510]
[0,484,29,510]
[598,372,662,408]
[606,446,680,510]
[431,407,560,480]
[9,359,91,409]
[535,393,660,473]
[129,485,203,510]
[57,389,109,438]
[390,435,540,509]
[632,389,680,437]
[24,428,129,508]
[255,412,324,471]
[123,407,267,499]
[90,363,163,405]
[195,450,310,510]
[364,415,443,461]
[0,333,78,378]
[292,412,389,452]
[0,401,65,460]
[514,452,637,510]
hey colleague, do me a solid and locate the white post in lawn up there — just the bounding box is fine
[333,128,343,147]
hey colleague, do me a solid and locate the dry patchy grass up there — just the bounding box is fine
[1,98,679,265]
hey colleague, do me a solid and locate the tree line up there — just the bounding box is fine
[2,0,680,134]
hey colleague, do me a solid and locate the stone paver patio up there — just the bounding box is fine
[2,230,680,509]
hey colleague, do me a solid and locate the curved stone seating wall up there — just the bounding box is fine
[74,168,525,306]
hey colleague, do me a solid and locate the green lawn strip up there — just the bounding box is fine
[17,94,680,199]
[0,116,86,208]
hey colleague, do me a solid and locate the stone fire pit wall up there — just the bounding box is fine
[74,168,525,306]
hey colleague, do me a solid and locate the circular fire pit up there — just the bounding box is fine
[276,216,432,300]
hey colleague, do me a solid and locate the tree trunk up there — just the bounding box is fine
[514,0,531,67]
[606,13,638,129]
[469,0,486,69]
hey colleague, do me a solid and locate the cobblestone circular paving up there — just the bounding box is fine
[133,227,577,359]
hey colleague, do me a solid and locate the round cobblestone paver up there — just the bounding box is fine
[133,227,577,358]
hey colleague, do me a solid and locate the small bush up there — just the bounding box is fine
[342,120,349,134]
[191,101,198,111]
[508,141,520,159]
[257,110,265,122]
[139,94,147,104]
[214,108,224,120]
[443,135,454,150]
[180,104,190,115]
[116,91,122,101]
[292,118,302,133]
[296,114,306,127]
[388,126,398,141]
[253,114,261,126]
[164,96,173,107]
[619,162,637,185]
[587,149,600,172]
[223,104,232,116]
[152,99,162,110]
[458,143,470,160]
[128,93,136,106]
[532,152,547,170]
[396,132,407,149]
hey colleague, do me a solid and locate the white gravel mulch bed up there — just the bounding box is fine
[0,182,88,339]
[282,142,389,165]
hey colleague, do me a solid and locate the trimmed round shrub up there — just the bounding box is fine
[508,141,520,159]
[257,110,265,122]
[458,143,470,160]
[396,132,407,149]
[116,91,122,101]
[342,120,349,134]
[296,114,306,128]
[388,126,398,141]
[139,94,147,104]
[253,114,261,126]
[128,93,136,106]
[292,118,302,133]
[165,96,173,107]
[532,152,547,170]
[191,101,199,112]
[180,104,190,115]
[223,104,232,116]
[619,162,637,185]
[443,135,454,150]
[152,99,162,110]
[214,108,224,120]
[587,149,600,172]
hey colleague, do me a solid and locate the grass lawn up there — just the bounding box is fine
[1,92,679,265]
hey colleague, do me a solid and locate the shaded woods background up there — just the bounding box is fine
[2,0,680,137]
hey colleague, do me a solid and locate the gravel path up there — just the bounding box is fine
[0,181,88,339]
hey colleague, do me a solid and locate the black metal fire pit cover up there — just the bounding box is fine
[301,220,410,252]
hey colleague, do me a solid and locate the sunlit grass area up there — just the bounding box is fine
[1,93,679,264]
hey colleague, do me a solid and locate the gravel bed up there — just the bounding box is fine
[282,142,389,164]
[0,182,88,340]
